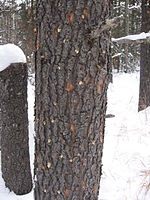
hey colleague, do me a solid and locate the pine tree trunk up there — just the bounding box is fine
[124,0,129,72]
[34,1,112,199]
[138,0,150,111]
[0,63,32,195]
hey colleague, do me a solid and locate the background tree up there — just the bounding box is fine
[124,0,129,71]
[112,0,141,72]
[138,0,150,111]
[17,0,36,72]
[0,0,36,72]
[0,62,32,195]
[0,0,18,44]
[34,0,112,199]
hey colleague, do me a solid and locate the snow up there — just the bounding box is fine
[0,44,26,72]
[0,69,150,200]
[112,32,150,42]
[129,5,141,10]
[17,0,25,4]
[99,72,150,200]
[112,53,122,58]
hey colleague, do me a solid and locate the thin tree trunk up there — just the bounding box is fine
[138,0,150,111]
[124,0,129,72]
[34,1,112,199]
[0,63,32,195]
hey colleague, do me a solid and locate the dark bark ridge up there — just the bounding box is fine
[35,1,112,200]
[0,63,32,195]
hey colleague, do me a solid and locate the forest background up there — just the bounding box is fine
[0,0,143,74]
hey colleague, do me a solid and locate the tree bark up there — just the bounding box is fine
[34,1,112,199]
[124,0,129,71]
[138,0,150,111]
[0,63,32,195]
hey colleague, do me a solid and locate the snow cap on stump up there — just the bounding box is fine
[0,43,26,72]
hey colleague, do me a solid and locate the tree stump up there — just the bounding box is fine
[0,63,32,195]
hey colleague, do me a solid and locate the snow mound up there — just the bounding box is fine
[0,44,26,72]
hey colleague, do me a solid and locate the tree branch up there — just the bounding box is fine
[90,15,123,39]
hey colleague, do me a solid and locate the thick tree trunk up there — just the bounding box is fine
[34,1,112,200]
[138,0,150,111]
[0,63,32,195]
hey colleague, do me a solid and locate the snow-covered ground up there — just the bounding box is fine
[99,72,150,200]
[0,70,150,200]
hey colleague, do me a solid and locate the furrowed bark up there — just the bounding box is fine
[0,63,32,195]
[34,1,112,199]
